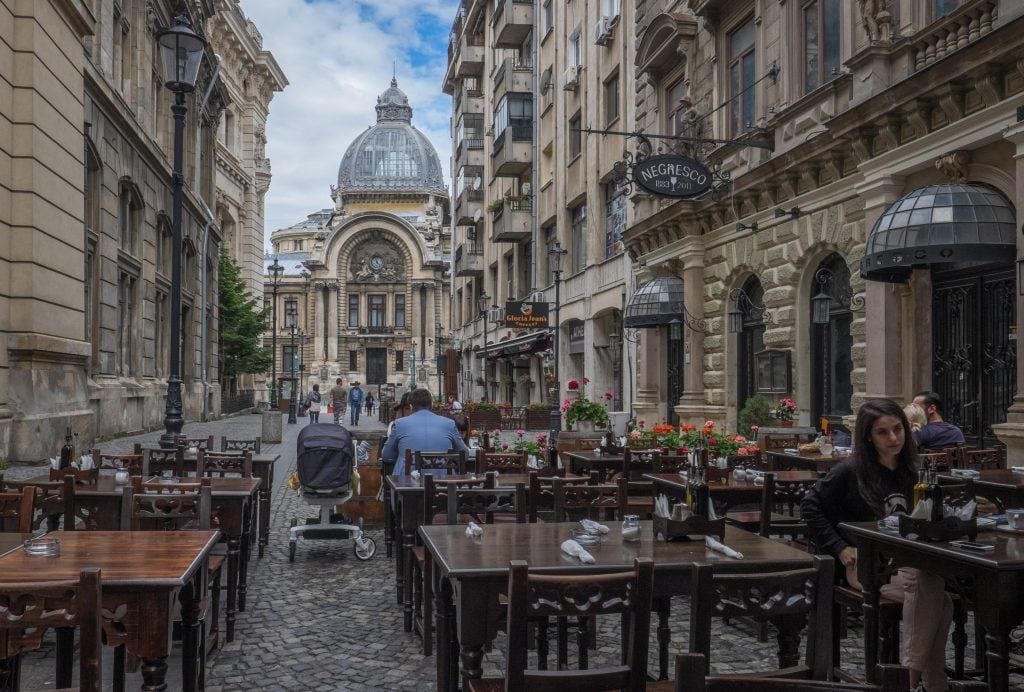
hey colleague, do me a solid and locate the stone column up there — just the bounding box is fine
[676,241,709,425]
[991,124,1024,463]
[312,282,324,369]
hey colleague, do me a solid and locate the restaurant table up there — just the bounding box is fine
[420,520,817,690]
[17,473,258,642]
[644,470,819,514]
[765,450,848,473]
[0,530,218,692]
[562,450,623,479]
[385,472,583,633]
[939,470,1024,509]
[843,520,1024,692]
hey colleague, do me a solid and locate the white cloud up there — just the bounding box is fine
[237,0,458,245]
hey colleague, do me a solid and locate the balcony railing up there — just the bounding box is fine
[912,0,997,72]
[358,326,395,335]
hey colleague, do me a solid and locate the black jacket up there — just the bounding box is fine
[800,459,910,557]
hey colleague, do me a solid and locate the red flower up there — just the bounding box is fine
[603,391,613,400]
[583,377,590,384]
[567,380,580,390]
[707,437,717,446]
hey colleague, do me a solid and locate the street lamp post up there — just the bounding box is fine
[156,16,206,450]
[547,242,567,438]
[267,258,283,409]
[410,340,417,388]
[477,292,491,402]
[287,303,303,424]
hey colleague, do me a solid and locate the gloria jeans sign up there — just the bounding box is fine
[633,154,712,198]
[504,301,550,329]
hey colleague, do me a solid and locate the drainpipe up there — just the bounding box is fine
[197,198,216,421]
[529,6,539,293]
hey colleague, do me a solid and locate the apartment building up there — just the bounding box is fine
[444,0,635,414]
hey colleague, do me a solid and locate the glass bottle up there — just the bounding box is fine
[693,467,711,519]
[59,427,73,469]
[927,465,944,521]
[913,462,929,509]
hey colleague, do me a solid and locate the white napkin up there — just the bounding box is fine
[580,519,609,534]
[560,539,595,563]
[465,521,483,538]
[705,536,743,559]
[527,455,540,469]
[783,448,799,455]
[78,455,93,470]
[49,456,60,470]
[951,469,980,480]
[411,470,421,480]
[1012,466,1024,474]
[910,501,930,520]
[654,495,670,518]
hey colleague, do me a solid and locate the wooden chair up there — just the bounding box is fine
[664,654,917,692]
[198,449,253,478]
[466,558,654,692]
[3,476,75,532]
[181,435,215,451]
[957,446,1006,471]
[552,478,621,522]
[144,447,185,477]
[526,468,573,520]
[622,448,659,479]
[221,436,261,454]
[918,449,955,473]
[759,433,816,454]
[727,473,815,532]
[48,466,98,485]
[0,486,35,533]
[0,568,102,692]
[477,451,528,474]
[91,449,146,475]
[412,450,468,474]
[448,483,528,525]
[653,453,689,473]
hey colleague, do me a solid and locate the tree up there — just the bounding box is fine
[218,251,271,389]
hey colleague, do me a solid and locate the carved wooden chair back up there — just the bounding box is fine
[918,449,954,473]
[762,473,817,518]
[91,449,146,475]
[198,449,253,478]
[673,653,911,692]
[689,555,834,678]
[573,438,605,451]
[0,486,35,533]
[181,435,215,451]
[221,436,261,454]
[413,450,467,474]
[617,476,655,516]
[503,558,654,691]
[477,451,528,474]
[49,466,98,485]
[958,446,1006,471]
[623,448,659,480]
[143,447,185,477]
[936,481,973,508]
[421,474,488,526]
[0,568,102,692]
[480,432,496,453]
[653,453,689,473]
[4,477,75,531]
[446,483,528,524]
[552,478,622,522]
[760,434,815,453]
[526,469,577,521]
[120,484,212,531]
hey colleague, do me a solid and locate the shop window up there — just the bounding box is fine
[736,276,766,413]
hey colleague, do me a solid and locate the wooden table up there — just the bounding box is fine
[765,450,848,473]
[562,450,623,479]
[844,521,1024,692]
[0,530,218,692]
[939,470,1024,508]
[421,520,816,690]
[644,470,819,514]
[17,474,258,642]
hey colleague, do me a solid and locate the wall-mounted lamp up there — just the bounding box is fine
[812,267,865,325]
[727,287,774,334]
[774,207,801,220]
[735,221,758,232]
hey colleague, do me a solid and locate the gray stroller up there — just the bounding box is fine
[288,423,377,562]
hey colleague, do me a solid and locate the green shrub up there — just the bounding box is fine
[738,394,775,434]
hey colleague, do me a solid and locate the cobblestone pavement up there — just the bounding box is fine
[12,412,1024,690]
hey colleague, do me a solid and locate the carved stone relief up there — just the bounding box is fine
[349,240,405,282]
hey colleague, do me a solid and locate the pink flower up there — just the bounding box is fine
[704,420,716,428]
[603,391,613,400]
[583,376,590,384]
[638,419,646,426]
[567,380,580,390]
[516,429,525,437]
[738,448,749,457]
[750,425,760,432]
[707,437,717,446]
[629,431,641,440]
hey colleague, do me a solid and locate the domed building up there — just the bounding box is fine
[264,79,451,410]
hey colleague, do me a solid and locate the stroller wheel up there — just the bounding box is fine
[288,540,297,562]
[353,536,376,561]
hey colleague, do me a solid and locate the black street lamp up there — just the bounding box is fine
[156,15,205,450]
[267,258,283,408]
[548,241,567,438]
[477,291,491,402]
[286,303,303,424]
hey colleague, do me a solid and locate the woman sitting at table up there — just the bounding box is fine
[802,398,952,692]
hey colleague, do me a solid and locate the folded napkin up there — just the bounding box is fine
[411,470,421,480]
[49,456,61,470]
[783,448,799,455]
[951,469,980,479]
[880,514,903,528]
[654,495,671,518]
[1012,466,1024,474]
[705,536,743,559]
[465,521,483,538]
[526,455,540,469]
[560,539,595,564]
[579,519,610,534]
[78,455,94,470]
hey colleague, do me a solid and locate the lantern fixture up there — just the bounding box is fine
[156,16,206,93]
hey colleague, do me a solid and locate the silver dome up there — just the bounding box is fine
[336,78,447,196]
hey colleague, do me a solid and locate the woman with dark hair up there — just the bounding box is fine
[802,398,952,692]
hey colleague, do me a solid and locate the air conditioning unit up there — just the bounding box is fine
[562,65,580,91]
[489,307,505,323]
[594,17,613,45]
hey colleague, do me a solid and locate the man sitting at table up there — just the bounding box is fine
[912,391,965,449]
[382,388,469,476]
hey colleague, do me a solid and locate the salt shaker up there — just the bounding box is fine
[621,514,640,542]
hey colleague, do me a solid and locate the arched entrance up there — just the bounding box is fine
[810,254,855,430]
[736,276,766,414]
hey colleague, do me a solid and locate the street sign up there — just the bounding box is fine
[632,154,712,198]
[504,301,549,329]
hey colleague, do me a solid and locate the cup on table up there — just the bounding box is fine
[819,442,834,457]
[1007,508,1024,531]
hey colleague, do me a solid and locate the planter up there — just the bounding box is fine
[573,420,597,433]
[468,410,501,430]
[777,419,794,428]
[524,409,554,429]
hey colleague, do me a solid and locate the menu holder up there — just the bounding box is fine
[705,467,731,484]
[898,514,977,542]
[652,514,726,542]
[49,467,98,485]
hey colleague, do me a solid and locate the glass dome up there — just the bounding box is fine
[624,276,685,328]
[860,183,1016,283]
[336,78,447,197]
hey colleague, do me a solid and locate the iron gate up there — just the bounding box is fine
[666,329,684,426]
[932,265,1016,447]
[366,348,387,385]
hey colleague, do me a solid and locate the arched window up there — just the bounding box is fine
[118,180,143,256]
[810,253,854,428]
[736,276,765,414]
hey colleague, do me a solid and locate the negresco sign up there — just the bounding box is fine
[632,154,712,198]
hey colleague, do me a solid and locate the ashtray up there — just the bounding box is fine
[23,537,60,557]
[569,528,602,546]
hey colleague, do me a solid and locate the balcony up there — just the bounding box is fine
[454,180,484,225]
[455,136,484,169]
[459,82,484,115]
[492,120,532,176]
[491,197,532,243]
[492,0,533,49]
[493,56,532,103]
[454,241,485,277]
[358,326,395,335]
[456,33,485,77]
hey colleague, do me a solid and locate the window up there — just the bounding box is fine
[348,294,359,327]
[369,294,385,327]
[803,0,841,93]
[494,94,532,141]
[349,350,358,371]
[118,183,141,256]
[541,0,553,34]
[156,218,171,276]
[569,29,582,67]
[728,17,757,136]
[182,305,193,380]
[568,113,582,159]
[570,202,587,274]
[395,294,406,327]
[604,181,626,259]
[544,225,557,285]
[284,299,298,328]
[223,110,235,151]
[395,350,405,371]
[283,345,299,374]
[601,0,621,18]
[504,253,515,299]
[155,289,168,377]
[604,73,620,124]
[456,114,485,150]
[666,77,688,138]
[934,0,965,18]
[115,8,131,95]
[116,272,136,375]
[183,244,196,289]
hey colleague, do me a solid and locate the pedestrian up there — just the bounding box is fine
[447,393,463,412]
[802,398,952,692]
[348,381,364,426]
[305,384,322,424]
[365,393,375,417]
[912,391,966,449]
[329,378,347,426]
[382,388,469,475]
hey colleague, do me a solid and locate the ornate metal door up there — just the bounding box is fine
[366,348,387,385]
[932,266,1016,447]
[666,329,684,426]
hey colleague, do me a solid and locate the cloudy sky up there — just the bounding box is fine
[240,0,458,246]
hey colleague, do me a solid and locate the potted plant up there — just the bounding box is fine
[561,378,610,432]
[628,421,681,451]
[738,394,775,435]
[774,397,797,427]
[524,402,554,429]
[466,400,501,429]
[510,430,548,467]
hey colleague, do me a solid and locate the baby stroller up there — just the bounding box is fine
[288,423,377,562]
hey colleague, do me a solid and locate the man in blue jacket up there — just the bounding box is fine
[382,388,469,475]
[348,381,365,426]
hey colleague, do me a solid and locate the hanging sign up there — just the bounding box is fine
[632,154,713,198]
[568,320,586,355]
[504,301,549,329]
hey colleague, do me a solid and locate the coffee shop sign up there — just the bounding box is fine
[633,155,712,198]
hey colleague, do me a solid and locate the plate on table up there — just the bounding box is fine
[975,516,997,530]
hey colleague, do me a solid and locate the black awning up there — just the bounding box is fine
[860,183,1017,283]
[624,275,684,328]
[477,331,551,360]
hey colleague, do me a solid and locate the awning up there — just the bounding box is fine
[624,275,684,328]
[860,183,1017,283]
[477,331,551,360]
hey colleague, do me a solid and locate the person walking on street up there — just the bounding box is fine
[305,384,322,424]
[365,393,375,417]
[349,382,365,426]
[329,378,347,426]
